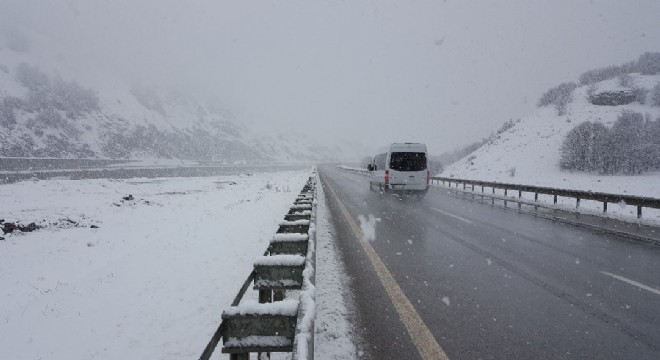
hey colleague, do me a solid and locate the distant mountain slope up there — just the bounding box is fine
[0,47,359,163]
[442,73,660,197]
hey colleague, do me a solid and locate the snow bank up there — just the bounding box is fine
[272,233,309,242]
[254,255,306,267]
[293,177,318,360]
[279,219,311,226]
[290,210,312,216]
[291,204,313,210]
[223,299,300,317]
[313,177,359,359]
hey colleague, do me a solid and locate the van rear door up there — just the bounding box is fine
[388,152,427,188]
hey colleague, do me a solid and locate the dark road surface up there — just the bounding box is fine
[320,164,660,360]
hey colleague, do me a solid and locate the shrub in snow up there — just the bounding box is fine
[586,84,597,98]
[579,65,627,86]
[560,112,660,174]
[560,121,609,172]
[0,97,21,126]
[632,87,648,105]
[607,111,647,174]
[496,119,520,135]
[537,82,577,115]
[651,83,660,107]
[578,53,660,85]
[637,52,660,75]
[618,73,634,87]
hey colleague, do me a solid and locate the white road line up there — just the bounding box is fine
[601,271,660,296]
[431,207,473,224]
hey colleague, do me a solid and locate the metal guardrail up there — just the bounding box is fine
[336,165,370,176]
[336,165,660,219]
[199,172,318,360]
[431,176,660,219]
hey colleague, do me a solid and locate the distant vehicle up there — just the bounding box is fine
[367,143,429,197]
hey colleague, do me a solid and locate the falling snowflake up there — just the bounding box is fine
[442,297,450,306]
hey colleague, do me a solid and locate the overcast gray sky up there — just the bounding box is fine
[2,0,659,155]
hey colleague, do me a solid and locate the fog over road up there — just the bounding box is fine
[320,164,660,360]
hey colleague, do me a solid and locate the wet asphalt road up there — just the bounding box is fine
[320,164,660,360]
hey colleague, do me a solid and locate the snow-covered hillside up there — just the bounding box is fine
[0,45,359,163]
[443,73,660,197]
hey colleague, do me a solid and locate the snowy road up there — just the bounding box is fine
[320,164,660,360]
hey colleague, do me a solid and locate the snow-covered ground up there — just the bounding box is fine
[0,170,313,359]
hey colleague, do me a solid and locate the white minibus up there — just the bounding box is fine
[367,143,429,197]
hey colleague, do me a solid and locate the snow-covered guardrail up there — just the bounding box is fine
[336,165,370,176]
[199,173,317,360]
[431,176,660,219]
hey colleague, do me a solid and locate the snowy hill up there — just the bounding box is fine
[443,73,660,197]
[0,46,359,163]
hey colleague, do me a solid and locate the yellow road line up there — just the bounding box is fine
[324,178,449,360]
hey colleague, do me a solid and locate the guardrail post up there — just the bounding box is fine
[534,192,539,211]
[518,190,522,209]
[603,202,607,214]
[492,187,495,206]
[576,198,580,209]
[637,206,642,219]
[259,289,272,303]
[554,195,557,205]
[504,189,508,207]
